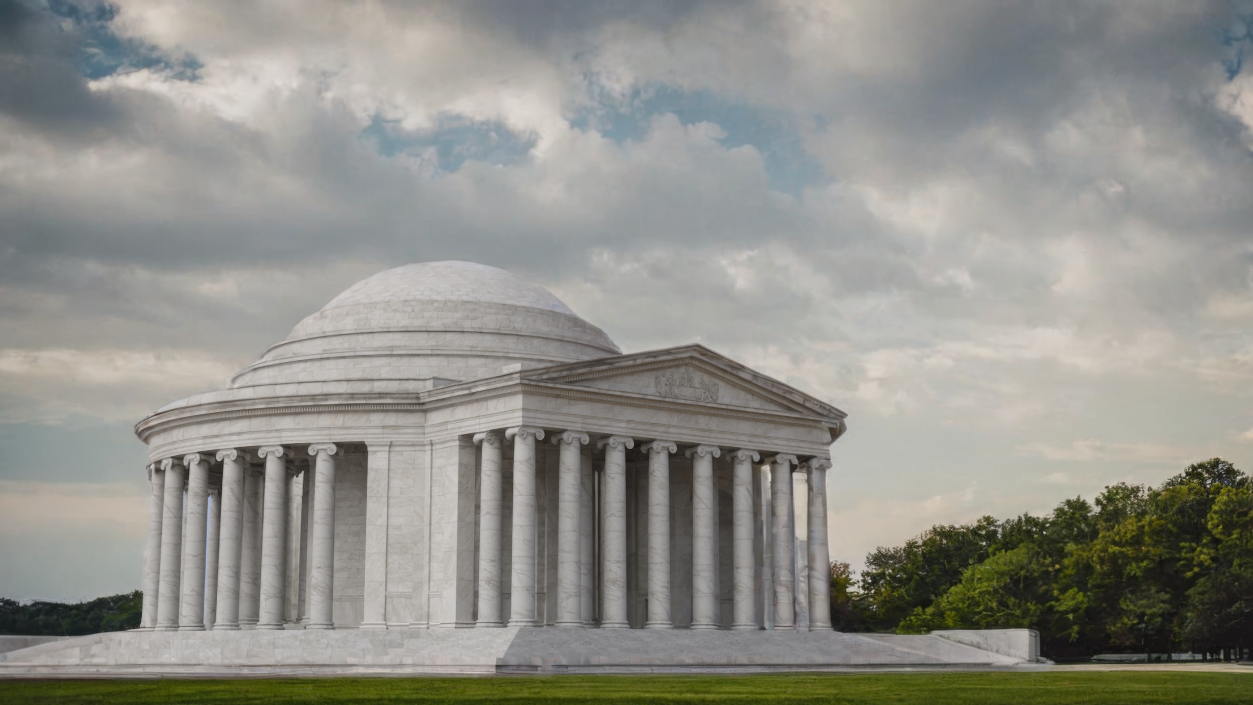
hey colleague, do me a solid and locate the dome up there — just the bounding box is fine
[230,261,620,388]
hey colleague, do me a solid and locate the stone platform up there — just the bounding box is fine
[0,628,1035,677]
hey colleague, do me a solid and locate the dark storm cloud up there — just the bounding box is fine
[0,0,119,132]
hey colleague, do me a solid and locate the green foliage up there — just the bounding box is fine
[897,544,1046,633]
[842,458,1253,658]
[856,515,1001,629]
[0,591,142,636]
[829,560,862,631]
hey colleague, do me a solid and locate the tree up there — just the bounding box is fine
[857,516,1001,630]
[0,592,142,636]
[898,544,1046,633]
[829,561,862,631]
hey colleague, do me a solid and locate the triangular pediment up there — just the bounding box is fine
[524,344,848,427]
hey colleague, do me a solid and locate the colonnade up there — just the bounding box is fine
[138,444,339,631]
[474,427,833,631]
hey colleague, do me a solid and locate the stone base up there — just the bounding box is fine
[0,628,1036,677]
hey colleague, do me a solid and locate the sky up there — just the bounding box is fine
[2,0,1253,602]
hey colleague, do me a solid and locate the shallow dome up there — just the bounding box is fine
[230,261,620,388]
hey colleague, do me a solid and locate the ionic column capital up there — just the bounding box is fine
[728,448,761,463]
[804,457,833,473]
[256,445,286,460]
[182,452,213,468]
[551,430,590,446]
[160,457,185,472]
[685,444,721,459]
[767,453,799,468]
[147,462,157,481]
[308,443,338,457]
[505,426,545,442]
[596,435,635,451]
[646,440,677,455]
[473,430,503,448]
[216,448,245,463]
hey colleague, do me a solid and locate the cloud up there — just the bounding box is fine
[1,0,1252,597]
[1014,439,1197,465]
[0,347,237,423]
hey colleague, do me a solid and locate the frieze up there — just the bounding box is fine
[654,367,719,403]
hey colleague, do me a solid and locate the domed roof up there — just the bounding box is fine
[230,261,620,389]
[291,261,583,337]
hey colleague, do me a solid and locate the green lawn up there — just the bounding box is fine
[1,671,1250,704]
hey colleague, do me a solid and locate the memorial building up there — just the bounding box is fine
[1,261,1040,673]
[134,261,844,635]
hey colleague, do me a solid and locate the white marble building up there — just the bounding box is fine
[133,261,846,637]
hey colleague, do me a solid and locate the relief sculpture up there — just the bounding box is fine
[654,366,719,403]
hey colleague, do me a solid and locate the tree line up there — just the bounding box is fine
[831,458,1253,659]
[0,591,142,636]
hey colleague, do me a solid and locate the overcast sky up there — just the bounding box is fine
[2,0,1252,601]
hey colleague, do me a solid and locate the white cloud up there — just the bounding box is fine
[0,348,237,423]
[1014,438,1195,464]
[1,0,1252,598]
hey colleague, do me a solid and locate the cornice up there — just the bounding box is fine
[136,369,835,445]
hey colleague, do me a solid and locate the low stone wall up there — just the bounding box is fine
[0,636,70,655]
[930,629,1040,663]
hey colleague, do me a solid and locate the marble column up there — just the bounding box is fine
[155,457,185,631]
[284,470,302,624]
[596,436,633,628]
[770,454,799,629]
[204,487,222,629]
[297,466,312,625]
[238,464,264,629]
[807,458,833,630]
[645,440,677,629]
[179,452,211,631]
[214,449,245,630]
[257,445,288,629]
[473,431,504,627]
[729,449,760,630]
[307,443,338,629]
[506,426,544,627]
[687,445,721,629]
[140,463,164,630]
[580,443,595,627]
[552,430,588,628]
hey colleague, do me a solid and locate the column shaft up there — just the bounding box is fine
[580,444,595,627]
[238,465,264,628]
[770,455,799,629]
[179,453,211,631]
[474,432,504,627]
[155,459,184,630]
[298,467,313,624]
[645,440,677,629]
[730,450,760,629]
[597,437,632,628]
[204,488,222,629]
[308,444,338,629]
[140,465,164,629]
[689,445,720,629]
[507,426,544,627]
[214,450,245,630]
[257,446,288,629]
[807,459,833,630]
[553,431,588,628]
[284,471,302,624]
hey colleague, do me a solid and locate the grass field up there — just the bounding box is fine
[1,671,1252,704]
